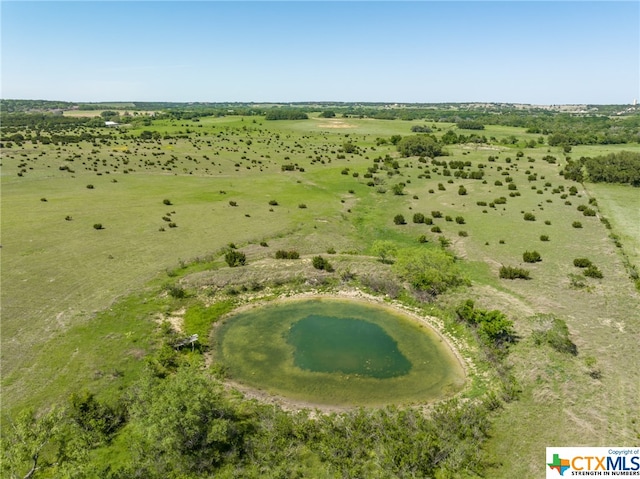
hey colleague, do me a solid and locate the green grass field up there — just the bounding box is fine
[2,113,639,477]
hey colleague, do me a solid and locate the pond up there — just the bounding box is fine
[215,298,465,407]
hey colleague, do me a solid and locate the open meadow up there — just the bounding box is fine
[2,106,639,477]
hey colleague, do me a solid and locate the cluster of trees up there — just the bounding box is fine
[264,109,308,120]
[396,135,445,158]
[562,151,640,186]
[2,364,494,479]
[584,151,640,186]
[456,120,485,130]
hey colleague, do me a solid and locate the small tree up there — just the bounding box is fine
[163,199,172,205]
[371,240,397,264]
[523,212,536,221]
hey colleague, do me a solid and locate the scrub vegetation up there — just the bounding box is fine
[2,100,639,478]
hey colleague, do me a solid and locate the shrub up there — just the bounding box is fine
[582,208,596,217]
[523,250,542,263]
[455,216,465,224]
[418,234,428,243]
[393,247,467,295]
[372,240,398,263]
[540,235,549,241]
[228,200,238,207]
[163,199,172,205]
[93,223,104,230]
[412,212,425,224]
[456,300,516,349]
[458,185,467,195]
[164,284,186,299]
[523,212,536,221]
[431,226,442,233]
[573,258,592,268]
[431,210,443,218]
[458,230,468,237]
[584,265,603,278]
[312,255,333,272]
[268,199,279,206]
[438,236,451,247]
[572,221,583,228]
[275,250,299,259]
[532,315,577,355]
[298,203,307,209]
[499,266,531,279]
[260,241,268,247]
[86,184,94,189]
[393,214,406,225]
[224,249,246,267]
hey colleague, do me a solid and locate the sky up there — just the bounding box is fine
[1,1,638,104]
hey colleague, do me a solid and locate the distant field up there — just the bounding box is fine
[2,114,639,477]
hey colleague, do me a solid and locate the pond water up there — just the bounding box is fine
[215,298,465,406]
[288,314,411,378]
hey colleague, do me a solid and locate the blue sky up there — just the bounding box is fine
[1,1,638,104]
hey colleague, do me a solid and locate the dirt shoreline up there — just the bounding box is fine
[212,288,470,413]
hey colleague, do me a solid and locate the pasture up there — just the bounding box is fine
[2,111,639,477]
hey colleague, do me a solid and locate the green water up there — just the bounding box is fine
[215,298,465,406]
[288,315,411,378]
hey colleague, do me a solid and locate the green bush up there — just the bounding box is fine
[93,223,104,230]
[393,247,467,296]
[522,251,542,263]
[532,315,577,355]
[455,216,465,224]
[523,212,536,221]
[312,255,334,272]
[584,265,603,278]
[573,258,592,268]
[540,235,550,242]
[163,199,172,205]
[224,250,246,267]
[275,250,300,259]
[572,221,583,228]
[393,214,406,225]
[499,266,531,280]
[456,300,516,349]
[412,212,425,224]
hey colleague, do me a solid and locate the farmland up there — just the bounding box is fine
[1,102,639,478]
